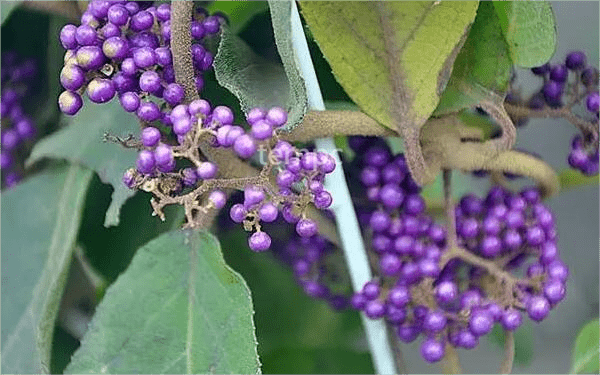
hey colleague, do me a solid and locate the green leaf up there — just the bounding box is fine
[489,323,534,366]
[1,1,21,24]
[300,1,478,184]
[214,27,292,117]
[207,1,268,34]
[571,318,599,374]
[65,230,260,374]
[493,1,557,68]
[268,0,308,130]
[28,99,140,227]
[1,164,93,373]
[212,1,307,130]
[560,169,599,191]
[434,1,512,116]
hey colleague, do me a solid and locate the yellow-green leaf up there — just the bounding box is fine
[300,1,478,184]
[570,318,599,374]
[493,1,557,68]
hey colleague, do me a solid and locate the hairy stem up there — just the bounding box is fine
[171,1,199,103]
[504,102,599,142]
[283,110,397,142]
[499,331,515,374]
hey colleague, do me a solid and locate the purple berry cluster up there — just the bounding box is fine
[529,51,599,175]
[1,52,38,189]
[57,0,221,117]
[229,123,336,251]
[341,139,567,363]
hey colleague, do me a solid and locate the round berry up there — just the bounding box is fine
[139,71,162,93]
[469,310,493,336]
[60,65,85,91]
[136,102,161,122]
[313,190,333,209]
[258,203,278,222]
[543,279,566,303]
[531,63,549,76]
[265,106,287,127]
[76,46,106,71]
[212,105,234,125]
[209,190,227,209]
[154,143,174,167]
[527,295,550,322]
[296,218,318,237]
[364,300,385,319]
[136,150,155,174]
[251,119,273,140]
[133,47,157,69]
[379,184,404,209]
[59,24,78,49]
[102,37,129,60]
[119,92,140,113]
[140,127,161,147]
[423,310,447,333]
[435,281,458,304]
[501,309,523,331]
[233,134,256,159]
[549,64,568,83]
[542,81,563,105]
[586,92,599,113]
[58,91,83,115]
[86,78,115,104]
[380,253,401,276]
[107,4,129,25]
[249,231,271,252]
[565,51,586,70]
[130,10,154,32]
[420,338,445,363]
[75,24,97,46]
[230,204,247,223]
[173,116,192,136]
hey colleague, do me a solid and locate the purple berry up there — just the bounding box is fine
[130,10,154,32]
[379,184,404,209]
[60,65,85,91]
[265,106,287,127]
[258,203,278,222]
[469,310,493,336]
[137,102,161,122]
[107,4,129,25]
[380,253,401,276]
[301,152,319,171]
[212,105,234,125]
[139,71,162,93]
[76,46,106,71]
[501,309,523,331]
[75,24,97,46]
[313,190,333,209]
[296,218,318,237]
[230,204,247,223]
[586,92,599,113]
[119,92,140,112]
[364,300,385,319]
[141,127,161,147]
[531,63,549,76]
[102,37,129,60]
[435,281,458,304]
[565,51,586,70]
[251,119,273,140]
[136,150,155,174]
[196,161,218,180]
[542,81,563,105]
[58,91,83,115]
[421,339,445,363]
[208,190,227,209]
[248,231,271,252]
[543,279,566,303]
[233,134,256,159]
[59,24,78,49]
[133,47,157,69]
[423,310,447,333]
[549,64,568,83]
[86,78,115,104]
[397,324,420,343]
[527,295,550,322]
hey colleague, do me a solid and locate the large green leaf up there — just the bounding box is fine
[570,318,599,374]
[493,2,557,68]
[28,99,139,227]
[300,1,478,184]
[1,164,93,373]
[65,230,260,374]
[207,1,268,34]
[1,1,21,24]
[213,27,292,118]
[434,1,512,116]
[262,347,373,374]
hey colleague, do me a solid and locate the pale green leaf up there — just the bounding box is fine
[1,1,20,24]
[65,230,260,374]
[1,164,93,373]
[434,1,512,116]
[300,1,478,184]
[213,27,291,117]
[570,318,599,374]
[493,1,557,68]
[27,99,139,227]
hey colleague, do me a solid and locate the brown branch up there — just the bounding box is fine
[499,331,515,374]
[171,0,199,103]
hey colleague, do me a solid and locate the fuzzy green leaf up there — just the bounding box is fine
[300,1,478,184]
[493,1,557,68]
[570,318,599,374]
[434,1,512,116]
[27,99,139,227]
[214,27,292,117]
[1,1,20,24]
[1,164,92,373]
[65,230,260,374]
[212,1,307,130]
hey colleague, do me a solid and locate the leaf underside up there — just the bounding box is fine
[65,230,260,374]
[1,164,92,373]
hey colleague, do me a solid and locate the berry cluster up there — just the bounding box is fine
[1,52,38,188]
[57,0,220,117]
[342,139,567,363]
[506,51,599,176]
